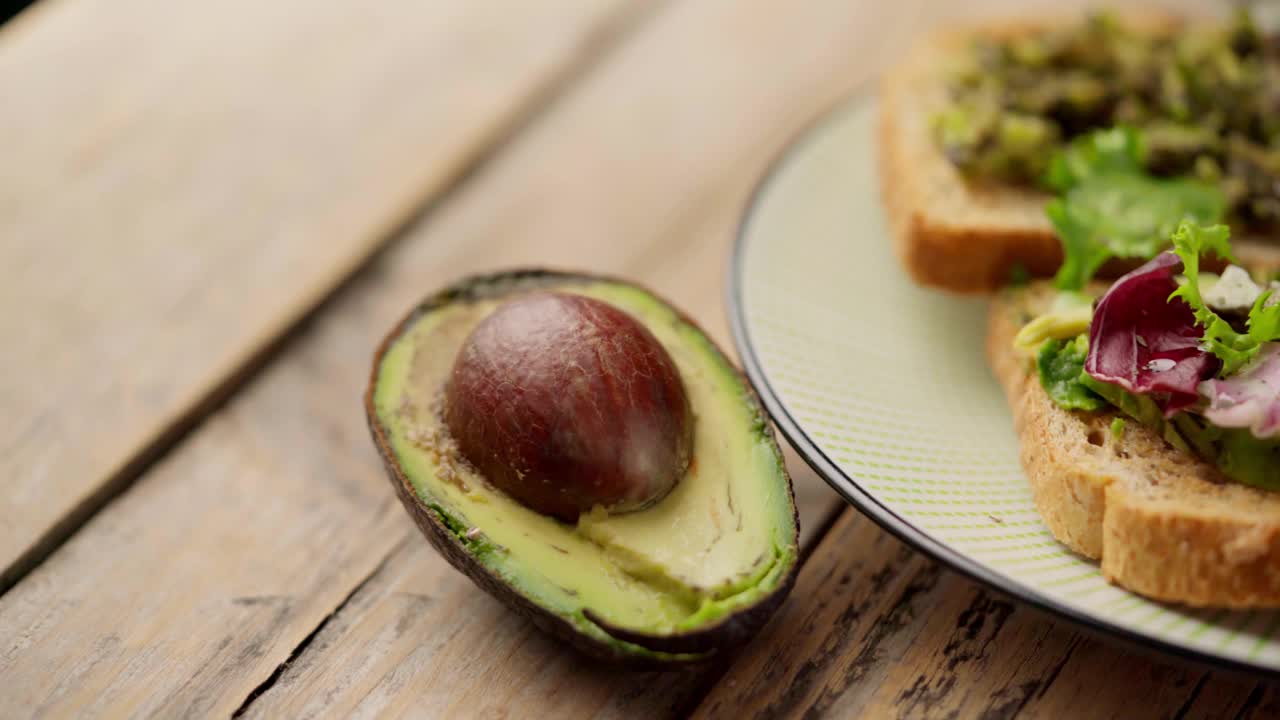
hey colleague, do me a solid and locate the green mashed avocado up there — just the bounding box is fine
[935,10,1280,229]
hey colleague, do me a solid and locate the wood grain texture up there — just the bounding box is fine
[694,511,1280,719]
[0,1,649,716]
[0,0,632,589]
[237,537,703,719]
[0,0,914,713]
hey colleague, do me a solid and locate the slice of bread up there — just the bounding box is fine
[988,284,1280,608]
[879,19,1280,294]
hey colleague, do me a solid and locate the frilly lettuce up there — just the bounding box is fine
[1169,222,1280,376]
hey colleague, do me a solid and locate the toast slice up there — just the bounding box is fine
[879,20,1280,294]
[988,284,1280,608]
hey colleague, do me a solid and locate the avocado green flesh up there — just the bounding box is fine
[371,280,796,650]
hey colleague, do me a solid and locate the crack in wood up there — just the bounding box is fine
[891,590,1015,717]
[1171,672,1211,720]
[800,559,943,719]
[1232,682,1268,720]
[758,540,936,718]
[230,546,400,718]
[1029,636,1079,705]
[978,679,1042,720]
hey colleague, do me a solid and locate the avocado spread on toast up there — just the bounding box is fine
[935,10,1280,231]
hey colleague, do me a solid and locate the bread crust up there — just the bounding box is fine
[878,28,1060,294]
[879,17,1280,294]
[988,286,1280,608]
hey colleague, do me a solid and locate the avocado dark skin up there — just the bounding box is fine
[364,270,800,665]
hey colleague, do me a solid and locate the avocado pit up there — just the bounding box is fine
[443,292,693,522]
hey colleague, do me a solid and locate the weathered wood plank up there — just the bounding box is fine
[0,0,631,588]
[0,2,652,716]
[694,509,1279,719]
[1008,636,1255,720]
[0,0,922,713]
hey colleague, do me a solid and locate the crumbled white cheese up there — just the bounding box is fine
[1267,281,1280,309]
[1203,265,1262,314]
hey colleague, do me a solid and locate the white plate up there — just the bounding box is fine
[728,93,1280,674]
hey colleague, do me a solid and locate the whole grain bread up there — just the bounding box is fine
[879,19,1280,294]
[988,284,1280,608]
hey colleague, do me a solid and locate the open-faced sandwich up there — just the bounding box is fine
[881,9,1280,607]
[881,9,1280,292]
[992,219,1280,608]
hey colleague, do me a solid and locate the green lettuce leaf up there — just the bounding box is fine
[1046,127,1225,291]
[1044,126,1146,193]
[1037,335,1105,411]
[1169,221,1280,375]
[1050,174,1225,291]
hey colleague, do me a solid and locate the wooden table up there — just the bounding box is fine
[3,0,1277,717]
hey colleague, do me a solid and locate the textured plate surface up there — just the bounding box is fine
[730,94,1280,674]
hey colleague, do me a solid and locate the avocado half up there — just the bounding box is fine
[364,270,799,664]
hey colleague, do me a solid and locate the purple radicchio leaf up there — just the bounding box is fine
[1085,252,1221,415]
